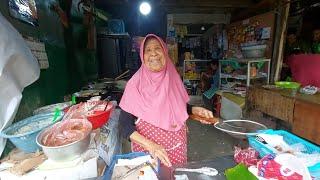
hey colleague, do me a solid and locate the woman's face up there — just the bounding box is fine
[143,38,166,72]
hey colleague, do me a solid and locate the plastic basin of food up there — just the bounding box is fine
[36,120,92,162]
[0,113,63,153]
[86,104,114,129]
[275,81,301,89]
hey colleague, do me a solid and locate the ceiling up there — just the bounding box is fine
[95,0,259,14]
[95,0,264,25]
[160,0,254,14]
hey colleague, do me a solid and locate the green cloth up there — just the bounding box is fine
[203,87,218,99]
[220,59,244,69]
[221,59,266,70]
[256,62,265,69]
[225,164,257,180]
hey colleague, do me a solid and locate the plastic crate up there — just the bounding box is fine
[248,129,320,177]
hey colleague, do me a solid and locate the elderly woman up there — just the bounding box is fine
[119,34,217,167]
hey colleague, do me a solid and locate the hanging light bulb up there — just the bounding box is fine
[139,2,151,15]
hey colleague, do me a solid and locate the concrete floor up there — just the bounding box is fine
[186,119,238,162]
[186,95,239,162]
[121,119,239,162]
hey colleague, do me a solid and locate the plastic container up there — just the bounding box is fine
[86,104,113,129]
[275,81,301,89]
[0,113,63,153]
[36,120,91,162]
[275,81,301,96]
[248,129,320,177]
[241,45,267,58]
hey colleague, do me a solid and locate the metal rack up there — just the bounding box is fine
[219,58,271,87]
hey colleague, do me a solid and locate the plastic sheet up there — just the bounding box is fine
[8,0,38,26]
[0,12,40,156]
[98,102,122,165]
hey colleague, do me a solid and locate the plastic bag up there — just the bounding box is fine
[98,102,121,165]
[257,154,312,180]
[0,12,40,156]
[8,0,38,26]
[234,146,259,167]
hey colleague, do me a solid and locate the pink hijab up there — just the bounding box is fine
[119,34,189,131]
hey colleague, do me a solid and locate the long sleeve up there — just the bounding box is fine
[119,109,137,140]
[187,103,193,114]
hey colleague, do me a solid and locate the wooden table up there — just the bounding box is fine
[247,86,320,145]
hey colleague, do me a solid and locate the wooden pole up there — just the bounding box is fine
[271,0,290,82]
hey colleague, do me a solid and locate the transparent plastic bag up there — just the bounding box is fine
[8,0,38,26]
[98,102,121,165]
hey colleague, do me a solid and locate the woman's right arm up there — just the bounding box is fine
[129,131,171,167]
[118,109,171,167]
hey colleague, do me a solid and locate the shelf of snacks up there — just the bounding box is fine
[219,58,271,89]
[183,59,211,81]
[183,59,211,96]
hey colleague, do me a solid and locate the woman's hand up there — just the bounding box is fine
[130,131,172,167]
[145,142,172,167]
[191,106,217,124]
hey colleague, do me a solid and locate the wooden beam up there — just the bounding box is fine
[162,0,254,8]
[95,0,128,6]
[164,7,234,14]
[169,13,230,24]
[271,0,290,82]
[231,0,277,22]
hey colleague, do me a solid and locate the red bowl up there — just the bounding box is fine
[86,106,113,129]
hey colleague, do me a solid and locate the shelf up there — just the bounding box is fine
[184,34,202,37]
[97,32,130,39]
[184,59,212,62]
[219,58,271,63]
[220,73,268,80]
[183,59,211,81]
[184,78,200,81]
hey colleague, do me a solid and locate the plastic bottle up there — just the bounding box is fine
[250,64,257,77]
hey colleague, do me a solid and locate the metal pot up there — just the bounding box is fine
[36,126,91,162]
[98,78,115,84]
[73,89,108,103]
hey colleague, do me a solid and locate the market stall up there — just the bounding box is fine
[0,97,122,179]
[1,0,320,179]
[247,85,320,145]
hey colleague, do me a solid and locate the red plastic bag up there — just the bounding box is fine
[234,146,260,167]
[257,154,303,180]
